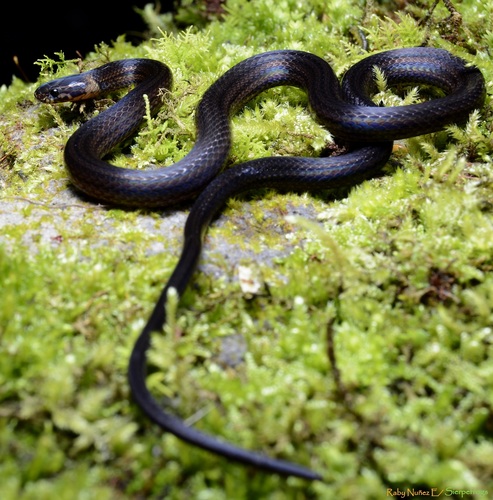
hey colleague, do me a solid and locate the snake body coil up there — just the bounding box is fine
[35,48,485,480]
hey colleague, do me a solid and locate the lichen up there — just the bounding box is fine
[1,0,493,498]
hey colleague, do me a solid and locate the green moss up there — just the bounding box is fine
[1,0,493,497]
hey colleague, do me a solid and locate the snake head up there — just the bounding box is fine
[34,74,99,103]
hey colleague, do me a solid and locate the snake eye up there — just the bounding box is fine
[50,88,60,98]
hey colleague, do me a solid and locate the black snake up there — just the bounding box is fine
[35,47,485,480]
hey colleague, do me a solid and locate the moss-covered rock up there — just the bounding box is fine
[1,0,492,497]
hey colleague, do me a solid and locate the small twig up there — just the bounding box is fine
[13,55,31,83]
[7,196,106,211]
[326,280,349,403]
[326,316,343,396]
[419,0,440,27]
[420,0,464,45]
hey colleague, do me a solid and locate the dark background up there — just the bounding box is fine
[0,1,174,86]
